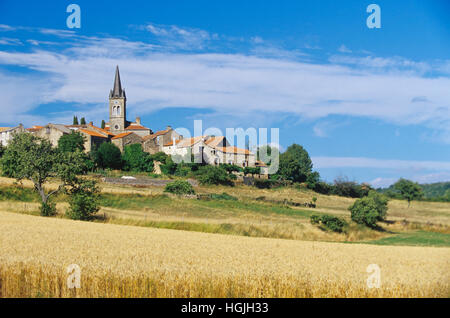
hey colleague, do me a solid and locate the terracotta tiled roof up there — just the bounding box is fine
[164,136,204,147]
[142,129,170,141]
[111,132,133,140]
[217,146,252,155]
[87,124,116,136]
[26,125,43,132]
[0,127,11,132]
[205,136,226,148]
[255,160,267,167]
[79,129,108,138]
[125,124,150,131]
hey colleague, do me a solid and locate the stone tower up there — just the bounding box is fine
[109,66,127,133]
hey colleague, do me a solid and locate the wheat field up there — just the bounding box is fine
[0,211,448,298]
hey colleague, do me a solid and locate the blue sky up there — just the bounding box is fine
[0,0,449,187]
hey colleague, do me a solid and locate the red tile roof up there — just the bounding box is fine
[111,132,133,140]
[125,124,150,131]
[79,129,108,138]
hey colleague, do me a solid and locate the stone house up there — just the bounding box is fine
[111,132,143,152]
[0,124,25,146]
[142,126,182,154]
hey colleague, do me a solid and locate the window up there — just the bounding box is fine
[114,125,119,130]
[117,106,121,115]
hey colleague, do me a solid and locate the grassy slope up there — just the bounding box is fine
[1,176,449,246]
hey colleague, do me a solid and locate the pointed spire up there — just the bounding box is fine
[111,65,125,98]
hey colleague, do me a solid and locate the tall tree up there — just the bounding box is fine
[101,120,106,129]
[80,117,86,125]
[73,116,79,125]
[278,144,313,183]
[393,178,423,207]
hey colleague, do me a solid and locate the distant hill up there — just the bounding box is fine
[378,181,450,202]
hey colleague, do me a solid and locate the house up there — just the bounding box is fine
[163,135,256,167]
[33,124,72,147]
[111,132,143,152]
[142,126,182,154]
[0,124,25,146]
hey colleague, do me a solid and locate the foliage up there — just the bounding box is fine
[305,171,320,190]
[160,155,177,175]
[1,132,98,217]
[80,117,86,125]
[332,177,372,198]
[66,179,100,220]
[349,197,380,228]
[278,144,313,183]
[40,201,57,217]
[73,116,79,125]
[174,163,192,177]
[91,142,122,170]
[244,167,260,176]
[310,214,347,232]
[210,192,238,201]
[164,180,195,195]
[195,165,234,186]
[393,178,423,207]
[122,144,154,172]
[222,164,243,174]
[0,144,4,158]
[150,151,169,163]
[367,190,389,221]
[101,120,106,129]
[58,131,85,153]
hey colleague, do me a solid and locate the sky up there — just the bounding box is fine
[0,0,449,187]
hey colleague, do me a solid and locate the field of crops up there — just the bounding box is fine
[0,211,448,298]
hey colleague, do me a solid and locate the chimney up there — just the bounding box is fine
[89,121,93,125]
[136,117,141,125]
[166,125,172,130]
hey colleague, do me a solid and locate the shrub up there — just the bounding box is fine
[254,179,276,189]
[164,180,195,195]
[310,214,346,232]
[58,131,85,153]
[92,142,122,170]
[195,166,234,186]
[244,167,260,176]
[368,190,389,221]
[310,215,321,225]
[349,197,380,228]
[41,201,57,217]
[332,177,372,198]
[160,156,177,175]
[320,215,347,233]
[174,163,192,177]
[122,144,154,172]
[66,180,100,221]
[150,151,168,163]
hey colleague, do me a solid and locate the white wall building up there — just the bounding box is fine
[0,124,25,147]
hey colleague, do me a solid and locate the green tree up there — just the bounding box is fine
[0,144,5,158]
[1,133,88,216]
[393,178,423,207]
[278,144,313,183]
[58,131,85,153]
[101,120,106,129]
[367,190,389,221]
[349,197,380,228]
[92,142,122,170]
[122,143,154,172]
[66,179,100,220]
[80,117,86,125]
[73,116,79,125]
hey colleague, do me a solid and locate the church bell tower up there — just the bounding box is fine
[109,66,127,133]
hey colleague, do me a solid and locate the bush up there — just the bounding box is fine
[310,214,346,232]
[150,151,168,163]
[310,214,321,225]
[320,215,347,233]
[160,155,177,175]
[254,179,276,189]
[58,131,85,153]
[332,177,372,198]
[174,163,192,177]
[243,167,260,176]
[40,201,57,217]
[66,180,100,221]
[368,190,389,221]
[164,180,196,195]
[92,142,122,170]
[195,166,234,186]
[122,144,154,172]
[349,197,380,228]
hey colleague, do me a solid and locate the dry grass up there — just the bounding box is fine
[0,211,448,298]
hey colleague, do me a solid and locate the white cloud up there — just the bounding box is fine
[338,45,352,53]
[370,172,450,188]
[0,24,449,144]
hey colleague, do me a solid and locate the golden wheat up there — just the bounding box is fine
[0,211,448,298]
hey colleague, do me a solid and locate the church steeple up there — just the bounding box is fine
[109,65,127,133]
[110,65,126,99]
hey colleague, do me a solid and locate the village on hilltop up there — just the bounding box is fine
[0,66,267,170]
